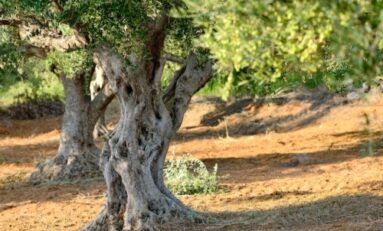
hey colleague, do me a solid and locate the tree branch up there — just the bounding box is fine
[144,14,171,82]
[162,64,186,103]
[20,44,48,58]
[1,13,46,27]
[93,46,127,93]
[1,15,87,52]
[89,56,115,124]
[0,19,22,27]
[164,52,184,64]
[19,23,87,52]
[52,0,64,12]
[89,82,115,124]
[153,14,170,35]
[163,54,213,131]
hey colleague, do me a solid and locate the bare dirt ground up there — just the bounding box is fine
[1,90,383,231]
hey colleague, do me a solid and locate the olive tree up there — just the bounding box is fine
[0,2,115,181]
[3,0,212,229]
[81,13,213,231]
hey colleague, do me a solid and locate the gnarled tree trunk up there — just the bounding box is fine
[30,73,114,182]
[83,46,212,230]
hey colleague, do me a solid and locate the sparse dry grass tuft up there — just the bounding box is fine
[0,170,28,189]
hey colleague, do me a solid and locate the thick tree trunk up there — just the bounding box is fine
[83,48,212,231]
[84,79,192,231]
[30,75,100,182]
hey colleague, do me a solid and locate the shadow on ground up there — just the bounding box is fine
[201,134,383,184]
[175,194,383,231]
[177,91,347,141]
[0,178,105,210]
[0,116,62,139]
[1,134,382,207]
[0,140,59,164]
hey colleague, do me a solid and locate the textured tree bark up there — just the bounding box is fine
[30,74,112,182]
[83,47,212,231]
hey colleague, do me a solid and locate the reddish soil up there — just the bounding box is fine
[1,92,383,230]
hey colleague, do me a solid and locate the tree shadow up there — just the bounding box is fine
[180,194,383,231]
[177,91,346,141]
[0,116,62,139]
[0,139,59,164]
[199,88,335,126]
[0,178,105,210]
[1,131,381,206]
[201,136,383,184]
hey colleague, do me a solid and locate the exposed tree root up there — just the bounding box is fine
[29,150,99,182]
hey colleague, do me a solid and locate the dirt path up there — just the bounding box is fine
[1,93,383,230]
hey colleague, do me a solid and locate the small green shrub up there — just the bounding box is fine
[360,139,376,156]
[359,113,376,156]
[164,153,219,195]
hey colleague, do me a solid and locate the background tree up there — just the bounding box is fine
[0,1,115,181]
[0,27,63,108]
[185,0,383,99]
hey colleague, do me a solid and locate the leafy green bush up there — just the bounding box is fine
[164,153,219,195]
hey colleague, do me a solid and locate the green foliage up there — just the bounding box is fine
[164,153,219,195]
[166,17,201,57]
[0,0,192,56]
[45,50,92,77]
[0,27,24,75]
[0,72,63,108]
[0,56,64,107]
[4,0,383,100]
[184,0,383,98]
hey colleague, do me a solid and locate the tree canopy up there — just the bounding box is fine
[0,0,199,87]
[185,0,383,98]
[2,0,383,101]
